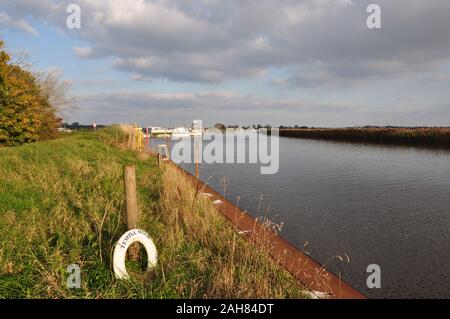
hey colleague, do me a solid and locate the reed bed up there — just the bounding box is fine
[279,128,450,148]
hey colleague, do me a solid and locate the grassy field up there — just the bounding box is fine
[0,128,306,298]
[279,127,450,148]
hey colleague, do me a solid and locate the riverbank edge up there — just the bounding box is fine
[151,152,366,300]
[1,129,312,298]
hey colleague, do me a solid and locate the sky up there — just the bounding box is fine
[1,0,450,127]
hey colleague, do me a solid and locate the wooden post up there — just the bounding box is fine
[129,127,136,150]
[127,126,133,149]
[194,136,200,179]
[124,165,139,261]
[157,153,161,166]
[133,123,138,150]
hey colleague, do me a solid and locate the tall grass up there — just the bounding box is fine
[0,128,306,298]
[279,128,450,148]
[159,165,306,298]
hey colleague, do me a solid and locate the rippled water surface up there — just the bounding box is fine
[149,136,450,298]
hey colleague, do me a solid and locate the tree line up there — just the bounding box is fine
[214,123,309,130]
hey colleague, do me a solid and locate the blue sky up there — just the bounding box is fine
[1,0,450,127]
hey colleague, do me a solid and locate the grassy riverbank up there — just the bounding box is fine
[279,127,450,148]
[0,128,306,298]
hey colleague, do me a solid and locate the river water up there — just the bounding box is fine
[148,135,450,298]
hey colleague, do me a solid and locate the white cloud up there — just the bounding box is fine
[0,12,38,36]
[2,0,450,128]
[3,0,450,86]
[336,0,354,6]
[73,46,95,58]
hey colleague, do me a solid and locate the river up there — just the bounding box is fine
[149,135,450,298]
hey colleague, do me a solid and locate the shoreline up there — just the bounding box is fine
[279,128,450,149]
[152,151,366,299]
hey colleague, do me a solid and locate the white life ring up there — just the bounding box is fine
[113,229,158,280]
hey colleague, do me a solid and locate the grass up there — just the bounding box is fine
[0,127,306,298]
[279,127,450,148]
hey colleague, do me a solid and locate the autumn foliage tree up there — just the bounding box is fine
[0,40,65,145]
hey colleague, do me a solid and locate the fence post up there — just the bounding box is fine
[130,127,136,150]
[194,136,200,179]
[166,135,172,153]
[124,165,139,261]
[127,126,133,149]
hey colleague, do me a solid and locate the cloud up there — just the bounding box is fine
[131,74,153,82]
[419,72,450,84]
[0,12,38,36]
[3,0,450,86]
[73,46,96,58]
[77,90,360,116]
[76,78,116,85]
[68,90,450,127]
[336,0,354,5]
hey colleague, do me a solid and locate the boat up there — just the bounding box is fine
[171,127,191,138]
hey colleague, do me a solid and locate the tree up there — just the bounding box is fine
[0,40,66,145]
[37,69,75,114]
